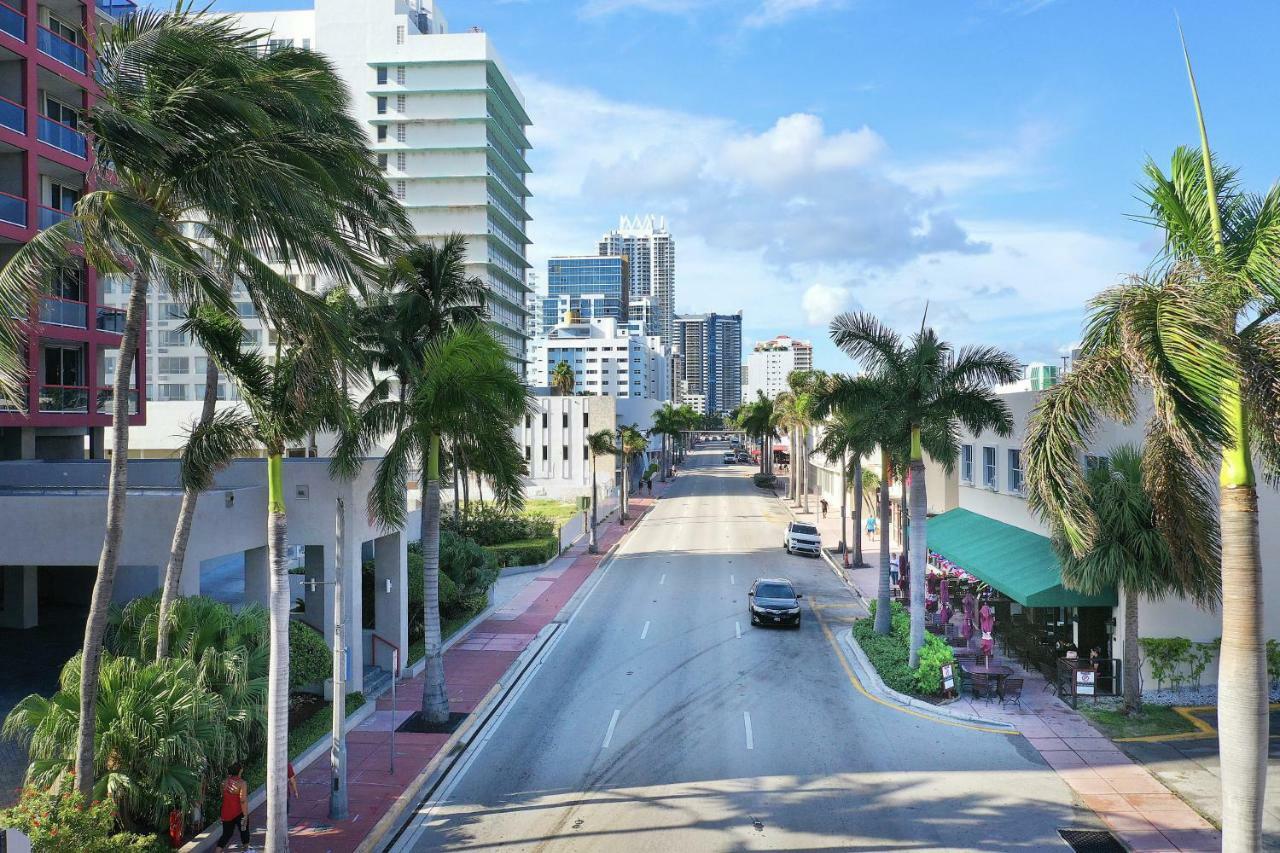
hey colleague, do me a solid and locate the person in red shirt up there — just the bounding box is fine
[215,763,251,852]
[287,762,299,815]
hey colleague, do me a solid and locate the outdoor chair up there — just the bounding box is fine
[971,673,993,701]
[1000,677,1024,709]
[1039,663,1059,695]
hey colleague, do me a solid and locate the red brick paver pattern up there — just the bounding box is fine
[239,487,665,853]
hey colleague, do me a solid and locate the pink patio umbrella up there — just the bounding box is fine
[961,591,976,643]
[979,601,995,659]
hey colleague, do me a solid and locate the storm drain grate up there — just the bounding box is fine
[1058,829,1125,851]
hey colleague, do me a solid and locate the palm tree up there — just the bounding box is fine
[587,430,617,553]
[814,405,879,567]
[736,393,780,476]
[649,403,683,481]
[618,424,648,521]
[333,326,529,726]
[551,361,576,397]
[0,10,407,798]
[1040,445,1220,714]
[826,314,1020,664]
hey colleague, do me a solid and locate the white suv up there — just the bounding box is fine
[783,521,821,556]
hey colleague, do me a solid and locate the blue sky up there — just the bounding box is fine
[196,0,1280,373]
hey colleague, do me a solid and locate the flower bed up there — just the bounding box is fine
[852,601,954,697]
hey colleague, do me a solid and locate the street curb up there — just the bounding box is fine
[178,696,381,852]
[838,628,1018,733]
[358,622,561,853]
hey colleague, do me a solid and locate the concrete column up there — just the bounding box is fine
[342,518,365,693]
[303,544,333,645]
[19,427,34,460]
[243,546,270,609]
[0,565,38,629]
[373,532,408,674]
[88,427,105,460]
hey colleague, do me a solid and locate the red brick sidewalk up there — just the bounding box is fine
[246,487,664,853]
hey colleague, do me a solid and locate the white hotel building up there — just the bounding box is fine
[533,317,671,403]
[743,334,814,400]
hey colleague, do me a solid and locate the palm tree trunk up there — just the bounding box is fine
[899,489,910,569]
[329,496,348,820]
[874,451,892,635]
[1122,585,1140,715]
[589,454,599,554]
[620,453,629,522]
[789,430,797,501]
[802,429,811,513]
[461,465,470,515]
[1219,483,1266,852]
[420,433,450,723]
[156,362,219,658]
[907,428,927,669]
[74,270,146,795]
[452,467,459,524]
[840,455,848,560]
[853,459,865,568]
[265,452,290,853]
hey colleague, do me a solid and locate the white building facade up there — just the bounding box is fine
[533,317,671,402]
[598,215,675,347]
[743,335,813,400]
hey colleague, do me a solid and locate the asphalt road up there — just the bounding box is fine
[395,447,1092,852]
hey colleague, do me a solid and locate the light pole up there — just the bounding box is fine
[304,498,349,820]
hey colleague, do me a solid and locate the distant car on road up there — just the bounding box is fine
[783,521,821,556]
[735,451,751,463]
[748,577,802,627]
[723,452,736,464]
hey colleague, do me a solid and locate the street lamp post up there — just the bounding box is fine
[304,498,349,820]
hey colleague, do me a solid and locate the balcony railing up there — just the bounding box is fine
[0,2,24,42]
[0,190,26,227]
[0,95,23,133]
[96,0,137,17]
[39,205,69,230]
[40,384,89,413]
[39,296,87,328]
[95,387,139,415]
[38,115,86,158]
[96,306,126,334]
[37,27,87,74]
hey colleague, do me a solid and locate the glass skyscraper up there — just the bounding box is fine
[542,256,630,331]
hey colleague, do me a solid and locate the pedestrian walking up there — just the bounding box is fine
[215,763,251,852]
[866,515,878,540]
[820,498,828,518]
[287,761,298,815]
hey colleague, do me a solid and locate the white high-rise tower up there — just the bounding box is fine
[598,215,675,347]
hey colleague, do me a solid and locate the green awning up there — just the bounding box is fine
[926,508,1116,608]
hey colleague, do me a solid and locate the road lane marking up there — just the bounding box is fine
[659,573,666,585]
[730,574,735,585]
[602,709,621,748]
[736,621,742,639]
[640,621,650,640]
[744,712,754,750]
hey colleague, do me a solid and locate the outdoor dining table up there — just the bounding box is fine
[960,663,1013,698]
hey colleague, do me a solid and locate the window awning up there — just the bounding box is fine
[926,508,1116,608]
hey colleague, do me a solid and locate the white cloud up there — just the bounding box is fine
[802,283,857,325]
[578,0,845,28]
[742,0,846,28]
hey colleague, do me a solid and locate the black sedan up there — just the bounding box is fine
[748,577,802,628]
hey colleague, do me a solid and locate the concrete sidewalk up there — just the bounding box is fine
[238,487,668,853]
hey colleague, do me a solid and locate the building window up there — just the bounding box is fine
[157,357,189,375]
[583,445,589,460]
[524,414,531,429]
[541,445,548,461]
[378,153,388,171]
[157,383,189,401]
[376,66,388,85]
[960,444,973,483]
[982,446,997,489]
[1008,449,1024,494]
[524,445,531,461]
[395,123,406,142]
[582,411,589,427]
[396,65,406,84]
[395,25,405,44]
[541,412,548,428]
[397,151,406,171]
[562,412,568,428]
[377,125,387,142]
[395,180,406,200]
[396,94,406,113]
[562,445,569,461]
[376,96,387,115]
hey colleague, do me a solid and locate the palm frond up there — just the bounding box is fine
[179,410,259,491]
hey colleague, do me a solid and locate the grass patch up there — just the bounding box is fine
[243,692,366,792]
[522,499,579,524]
[1078,704,1199,739]
[407,598,489,666]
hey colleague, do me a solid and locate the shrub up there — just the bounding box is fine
[443,505,556,546]
[0,786,165,853]
[856,601,952,696]
[1269,640,1280,686]
[289,620,331,689]
[852,619,916,694]
[752,473,776,488]
[914,634,955,695]
[485,537,558,568]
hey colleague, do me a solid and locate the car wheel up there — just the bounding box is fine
[793,616,802,629]
[750,614,759,626]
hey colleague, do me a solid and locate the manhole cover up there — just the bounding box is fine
[1058,829,1125,851]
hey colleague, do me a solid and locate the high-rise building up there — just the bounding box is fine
[0,0,143,461]
[229,1,534,365]
[534,317,670,402]
[674,312,742,415]
[598,215,674,346]
[743,335,814,399]
[541,255,629,331]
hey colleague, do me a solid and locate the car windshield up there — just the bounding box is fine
[792,524,818,535]
[755,583,794,600]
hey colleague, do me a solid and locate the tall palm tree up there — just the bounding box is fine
[814,405,878,566]
[618,424,648,520]
[736,393,780,476]
[826,314,1020,665]
[551,361,576,397]
[587,429,617,553]
[1041,445,1220,714]
[649,403,683,481]
[0,10,407,799]
[333,326,529,725]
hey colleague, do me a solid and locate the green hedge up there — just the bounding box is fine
[855,601,954,696]
[443,505,556,546]
[484,536,558,568]
[289,620,332,689]
[752,473,776,488]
